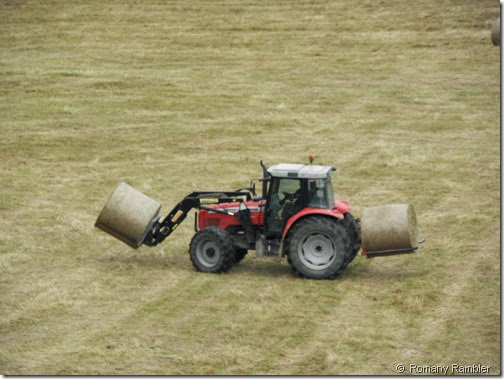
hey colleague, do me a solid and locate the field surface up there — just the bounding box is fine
[0,0,500,375]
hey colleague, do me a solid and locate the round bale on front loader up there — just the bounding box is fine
[95,182,162,249]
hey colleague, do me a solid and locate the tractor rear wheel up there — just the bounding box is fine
[189,227,236,273]
[286,216,350,280]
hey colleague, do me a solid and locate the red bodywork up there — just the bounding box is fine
[198,200,351,239]
[281,200,350,238]
[198,200,265,231]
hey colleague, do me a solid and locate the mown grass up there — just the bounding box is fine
[0,0,500,375]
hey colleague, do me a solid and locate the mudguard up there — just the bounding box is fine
[281,201,350,239]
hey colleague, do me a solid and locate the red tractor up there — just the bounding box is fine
[96,160,419,279]
[143,160,360,279]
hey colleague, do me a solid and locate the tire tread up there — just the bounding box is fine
[189,227,236,273]
[285,216,351,280]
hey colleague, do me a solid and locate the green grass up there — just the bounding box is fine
[0,0,500,375]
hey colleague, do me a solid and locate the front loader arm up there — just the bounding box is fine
[142,191,252,247]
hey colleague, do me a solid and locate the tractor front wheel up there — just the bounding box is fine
[189,227,236,273]
[286,216,350,280]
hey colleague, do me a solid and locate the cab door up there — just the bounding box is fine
[265,178,304,234]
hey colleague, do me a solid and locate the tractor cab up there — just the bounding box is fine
[264,163,336,235]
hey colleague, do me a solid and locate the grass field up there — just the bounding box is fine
[0,0,500,375]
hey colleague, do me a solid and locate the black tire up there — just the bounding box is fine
[234,248,248,263]
[189,227,236,273]
[341,212,361,267]
[286,216,350,280]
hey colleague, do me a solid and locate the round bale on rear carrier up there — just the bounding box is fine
[361,203,418,258]
[95,182,161,249]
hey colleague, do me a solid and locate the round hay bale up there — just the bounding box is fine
[95,182,161,248]
[492,18,500,46]
[361,203,418,253]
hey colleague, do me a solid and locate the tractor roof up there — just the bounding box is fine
[267,163,335,179]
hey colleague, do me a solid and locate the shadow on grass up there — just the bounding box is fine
[100,250,295,278]
[98,249,424,281]
[231,257,293,279]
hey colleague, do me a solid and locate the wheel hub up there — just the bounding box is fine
[196,240,220,268]
[299,233,336,270]
[206,247,216,258]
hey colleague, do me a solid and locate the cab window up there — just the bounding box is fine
[308,178,334,209]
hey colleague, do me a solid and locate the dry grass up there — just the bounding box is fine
[0,0,500,375]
